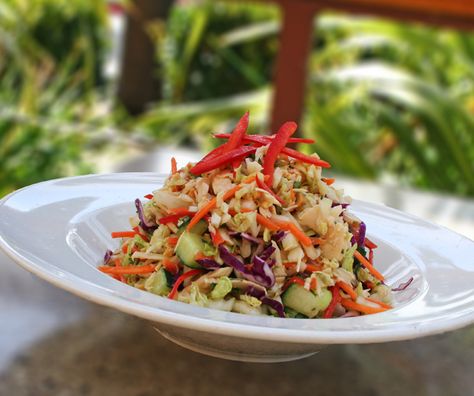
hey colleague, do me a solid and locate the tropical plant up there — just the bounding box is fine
[0,0,111,196]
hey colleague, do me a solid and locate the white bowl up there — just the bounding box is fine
[1,173,473,362]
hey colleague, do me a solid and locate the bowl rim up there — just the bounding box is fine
[1,172,473,345]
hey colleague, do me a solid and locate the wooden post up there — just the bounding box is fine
[270,0,319,133]
[118,0,174,115]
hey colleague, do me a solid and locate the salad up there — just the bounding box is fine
[100,113,394,318]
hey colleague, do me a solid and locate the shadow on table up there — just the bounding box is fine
[1,308,473,396]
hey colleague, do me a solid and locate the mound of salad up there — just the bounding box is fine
[100,113,397,318]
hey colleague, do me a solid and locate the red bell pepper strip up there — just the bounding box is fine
[214,133,314,144]
[281,146,331,168]
[199,144,227,163]
[144,194,154,199]
[132,226,149,242]
[323,285,341,318]
[214,133,329,168]
[168,269,203,300]
[111,231,136,239]
[190,146,257,175]
[224,112,249,168]
[263,122,297,185]
[256,174,285,205]
[159,210,194,225]
[282,276,305,291]
[365,237,378,250]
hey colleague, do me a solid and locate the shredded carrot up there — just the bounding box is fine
[365,297,392,309]
[336,281,357,300]
[99,264,157,275]
[322,177,335,186]
[275,220,312,246]
[256,213,280,231]
[168,269,203,300]
[187,175,256,232]
[354,250,385,281]
[111,231,136,239]
[121,243,128,254]
[171,157,177,174]
[167,236,179,246]
[340,298,388,315]
[162,258,179,274]
[113,258,126,283]
[289,188,295,203]
[305,263,323,272]
[310,277,317,291]
[168,207,196,216]
[210,229,225,246]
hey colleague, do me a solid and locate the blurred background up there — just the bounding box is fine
[1,0,473,200]
[1,1,474,394]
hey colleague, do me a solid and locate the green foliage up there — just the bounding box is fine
[160,2,278,102]
[0,0,109,196]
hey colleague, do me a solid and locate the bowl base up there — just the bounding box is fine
[154,324,323,363]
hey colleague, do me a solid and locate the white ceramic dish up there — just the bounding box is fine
[1,173,473,362]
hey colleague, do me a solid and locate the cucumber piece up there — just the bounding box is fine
[145,268,172,296]
[175,231,205,268]
[189,219,208,235]
[178,218,207,235]
[282,284,332,318]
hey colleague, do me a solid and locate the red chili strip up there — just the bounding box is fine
[263,122,297,185]
[168,269,204,300]
[190,146,257,175]
[256,174,285,205]
[323,285,341,319]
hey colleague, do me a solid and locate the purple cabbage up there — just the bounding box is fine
[271,230,286,243]
[103,249,113,264]
[332,202,350,209]
[246,286,266,299]
[251,255,275,288]
[196,258,221,270]
[350,222,366,247]
[134,199,157,233]
[218,245,275,288]
[392,277,414,292]
[229,231,262,244]
[357,222,366,247]
[240,233,262,244]
[259,245,276,261]
[218,245,247,273]
[246,286,286,318]
[261,297,285,318]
